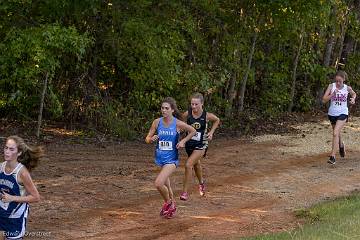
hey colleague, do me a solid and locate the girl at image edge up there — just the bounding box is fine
[0,135,44,240]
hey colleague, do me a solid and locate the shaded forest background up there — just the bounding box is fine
[1,0,360,139]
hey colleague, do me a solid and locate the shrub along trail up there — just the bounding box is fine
[27,117,360,239]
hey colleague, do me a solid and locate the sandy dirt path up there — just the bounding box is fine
[24,117,360,240]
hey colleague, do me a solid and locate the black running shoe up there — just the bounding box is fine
[327,156,336,165]
[339,143,345,158]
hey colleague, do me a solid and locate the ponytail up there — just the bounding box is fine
[6,136,44,171]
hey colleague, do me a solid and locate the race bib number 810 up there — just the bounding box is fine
[159,141,173,151]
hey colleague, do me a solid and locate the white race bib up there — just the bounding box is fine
[159,141,173,151]
[191,132,202,141]
[0,200,9,211]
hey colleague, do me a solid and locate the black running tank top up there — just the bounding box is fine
[185,109,208,147]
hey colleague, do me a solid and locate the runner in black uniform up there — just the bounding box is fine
[180,93,220,201]
[185,108,208,156]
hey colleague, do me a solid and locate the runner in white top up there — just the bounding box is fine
[322,70,356,164]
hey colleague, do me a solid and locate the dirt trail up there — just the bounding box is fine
[24,117,360,240]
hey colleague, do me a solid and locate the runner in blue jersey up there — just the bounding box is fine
[0,136,44,239]
[180,93,220,201]
[145,97,196,219]
[322,70,356,164]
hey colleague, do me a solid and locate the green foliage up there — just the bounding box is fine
[259,72,290,116]
[46,86,63,119]
[0,23,92,119]
[1,0,360,137]
[242,193,360,240]
[94,101,139,139]
[345,54,360,90]
[115,13,186,110]
[297,91,314,112]
[348,11,360,39]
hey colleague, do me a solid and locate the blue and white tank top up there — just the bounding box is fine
[328,83,349,116]
[155,117,179,163]
[0,162,29,219]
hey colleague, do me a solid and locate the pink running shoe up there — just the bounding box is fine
[164,202,176,219]
[180,192,189,201]
[199,182,205,196]
[160,201,171,216]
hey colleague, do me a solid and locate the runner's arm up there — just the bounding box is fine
[348,86,356,104]
[145,119,160,143]
[176,121,196,148]
[1,168,40,203]
[322,84,335,104]
[207,113,220,141]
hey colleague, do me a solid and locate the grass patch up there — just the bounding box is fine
[241,192,360,240]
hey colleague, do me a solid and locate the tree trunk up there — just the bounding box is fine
[323,35,335,67]
[316,5,337,109]
[323,5,337,67]
[316,32,335,108]
[333,11,348,68]
[225,71,237,117]
[354,41,358,54]
[36,72,49,138]
[288,32,304,112]
[342,0,360,64]
[238,31,257,112]
[342,35,355,65]
[333,27,346,68]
